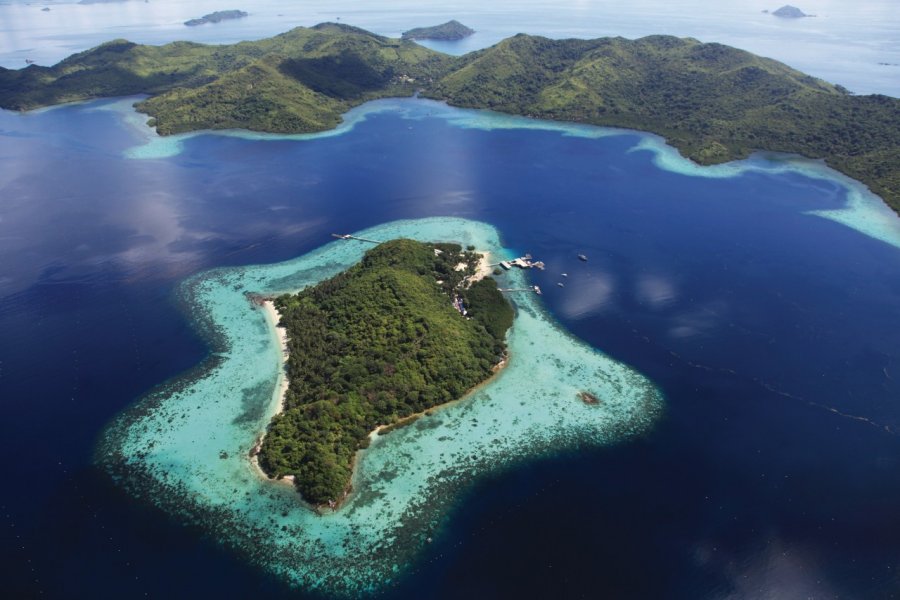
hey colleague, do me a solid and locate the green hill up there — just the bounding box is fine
[427,35,899,212]
[259,239,512,506]
[0,24,452,135]
[0,25,897,213]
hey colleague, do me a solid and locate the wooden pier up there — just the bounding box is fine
[331,233,381,244]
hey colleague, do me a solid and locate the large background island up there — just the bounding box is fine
[0,23,897,214]
[259,239,512,505]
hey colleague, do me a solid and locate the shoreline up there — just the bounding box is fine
[261,300,289,414]
[341,349,510,513]
[369,351,509,438]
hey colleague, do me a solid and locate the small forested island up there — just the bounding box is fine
[185,10,248,27]
[0,23,897,214]
[257,239,513,506]
[401,20,475,41]
[772,6,809,18]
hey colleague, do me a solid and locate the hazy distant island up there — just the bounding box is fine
[770,5,811,18]
[0,23,896,214]
[255,239,512,506]
[401,20,475,41]
[185,10,248,27]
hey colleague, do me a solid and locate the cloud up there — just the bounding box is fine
[697,538,838,600]
[668,300,727,340]
[636,274,677,309]
[557,272,615,319]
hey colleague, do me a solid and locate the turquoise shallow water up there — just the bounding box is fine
[98,217,663,594]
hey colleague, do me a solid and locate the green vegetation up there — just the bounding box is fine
[258,239,513,505]
[0,24,452,135]
[402,20,475,41]
[0,25,897,212]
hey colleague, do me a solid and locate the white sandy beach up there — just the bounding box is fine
[473,250,494,282]
[251,300,294,486]
[262,300,290,415]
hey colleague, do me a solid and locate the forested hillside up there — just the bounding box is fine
[427,34,900,212]
[0,23,451,135]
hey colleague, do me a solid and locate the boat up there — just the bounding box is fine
[557,282,565,287]
[578,254,588,262]
[561,273,568,277]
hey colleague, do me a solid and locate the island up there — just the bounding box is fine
[772,5,810,18]
[401,20,475,41]
[256,239,513,506]
[185,10,248,27]
[0,23,896,215]
[98,218,663,593]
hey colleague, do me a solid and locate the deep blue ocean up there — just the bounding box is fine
[2,99,900,598]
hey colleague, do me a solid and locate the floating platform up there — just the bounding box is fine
[499,256,545,270]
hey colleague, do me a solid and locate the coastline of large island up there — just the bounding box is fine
[0,23,896,215]
[254,239,512,506]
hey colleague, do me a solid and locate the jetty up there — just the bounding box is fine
[497,254,545,271]
[331,233,381,244]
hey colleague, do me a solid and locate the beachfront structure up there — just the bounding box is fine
[499,256,545,270]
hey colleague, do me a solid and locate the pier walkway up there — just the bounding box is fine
[331,233,381,244]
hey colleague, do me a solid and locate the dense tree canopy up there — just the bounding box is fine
[258,239,513,505]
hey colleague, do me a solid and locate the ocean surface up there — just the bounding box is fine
[2,94,900,598]
[2,2,900,598]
